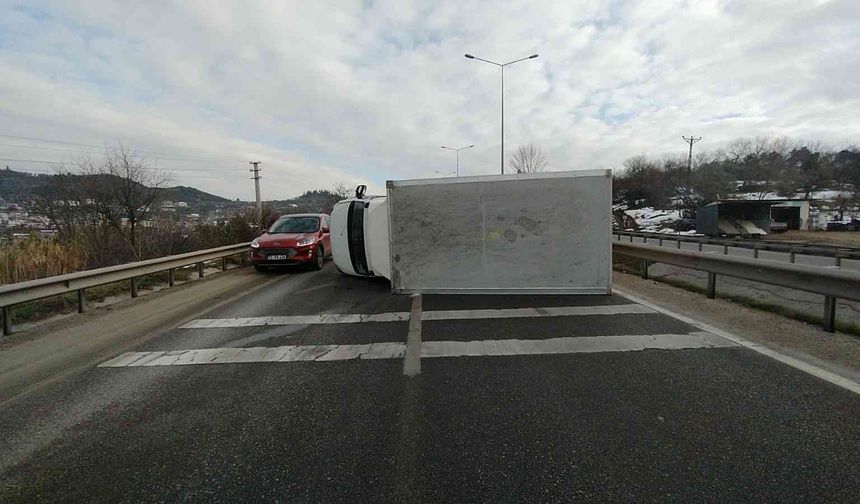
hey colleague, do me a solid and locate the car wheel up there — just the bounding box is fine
[312,245,324,270]
[254,265,267,273]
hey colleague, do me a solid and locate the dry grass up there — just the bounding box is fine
[0,238,87,285]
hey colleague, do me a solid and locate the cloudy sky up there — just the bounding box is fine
[1,0,858,200]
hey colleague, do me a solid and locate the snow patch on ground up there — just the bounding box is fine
[623,208,686,232]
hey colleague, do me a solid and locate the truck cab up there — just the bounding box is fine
[330,187,391,279]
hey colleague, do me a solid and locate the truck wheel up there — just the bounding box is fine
[312,245,324,270]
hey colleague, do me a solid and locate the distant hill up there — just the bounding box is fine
[0,168,234,210]
[266,190,346,214]
[0,168,52,202]
[0,167,350,214]
[160,185,231,204]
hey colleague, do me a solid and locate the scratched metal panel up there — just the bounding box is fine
[386,170,612,294]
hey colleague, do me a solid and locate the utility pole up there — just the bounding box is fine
[249,161,262,231]
[681,136,702,175]
[681,136,702,221]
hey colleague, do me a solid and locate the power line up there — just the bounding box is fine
[0,158,64,165]
[0,141,239,164]
[0,133,243,163]
[0,157,223,173]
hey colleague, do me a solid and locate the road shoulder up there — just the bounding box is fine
[613,271,860,383]
[0,267,284,406]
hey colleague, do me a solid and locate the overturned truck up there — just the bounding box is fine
[330,170,612,295]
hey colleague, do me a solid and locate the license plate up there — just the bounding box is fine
[267,255,289,261]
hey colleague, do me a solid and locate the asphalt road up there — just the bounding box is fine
[1,262,858,503]
[626,236,860,328]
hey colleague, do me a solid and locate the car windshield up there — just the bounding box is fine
[269,217,319,234]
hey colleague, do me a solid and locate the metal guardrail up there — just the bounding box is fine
[613,241,860,333]
[615,230,860,262]
[0,242,250,336]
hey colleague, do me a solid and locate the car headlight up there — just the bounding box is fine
[251,238,260,248]
[296,237,315,247]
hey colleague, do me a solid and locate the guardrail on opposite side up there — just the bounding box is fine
[614,230,860,262]
[0,242,250,336]
[613,241,860,333]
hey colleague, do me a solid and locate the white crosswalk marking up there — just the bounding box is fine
[98,332,734,368]
[420,332,734,358]
[178,304,654,329]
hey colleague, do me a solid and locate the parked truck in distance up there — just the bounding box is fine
[331,170,612,294]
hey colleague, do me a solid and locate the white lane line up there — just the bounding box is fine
[614,288,860,396]
[403,294,422,376]
[178,304,653,329]
[98,332,732,368]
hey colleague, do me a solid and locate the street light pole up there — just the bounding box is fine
[465,53,539,174]
[441,144,474,177]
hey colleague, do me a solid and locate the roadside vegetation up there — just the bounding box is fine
[2,145,351,285]
[613,136,860,219]
[0,238,86,284]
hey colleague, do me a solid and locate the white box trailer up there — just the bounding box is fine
[331,170,612,294]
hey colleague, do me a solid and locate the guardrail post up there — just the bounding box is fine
[130,277,138,298]
[616,234,621,241]
[658,237,663,247]
[753,246,759,259]
[722,244,729,255]
[641,260,649,280]
[707,273,716,299]
[789,249,796,263]
[198,262,205,278]
[834,255,841,267]
[168,268,175,287]
[823,296,837,333]
[221,257,228,271]
[77,289,86,313]
[2,306,11,336]
[698,242,703,252]
[676,238,681,249]
[629,235,633,242]
[240,252,246,265]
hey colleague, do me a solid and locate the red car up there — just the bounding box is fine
[250,213,331,272]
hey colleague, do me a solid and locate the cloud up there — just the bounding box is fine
[0,0,858,199]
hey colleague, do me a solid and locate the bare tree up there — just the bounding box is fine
[79,146,169,259]
[509,144,548,174]
[319,182,355,214]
